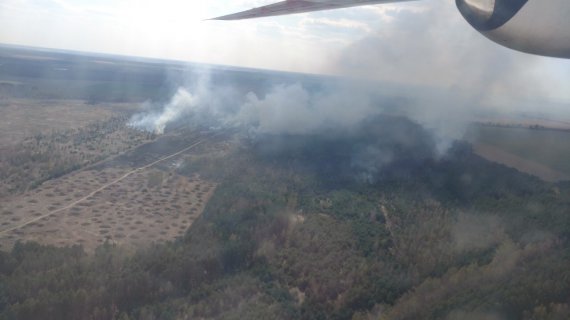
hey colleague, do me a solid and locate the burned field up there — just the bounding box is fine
[0,131,230,252]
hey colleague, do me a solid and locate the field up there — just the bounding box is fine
[0,167,215,253]
[465,124,570,181]
[0,131,229,252]
[472,144,570,182]
[0,98,138,146]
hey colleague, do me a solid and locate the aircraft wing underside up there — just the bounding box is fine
[211,0,415,20]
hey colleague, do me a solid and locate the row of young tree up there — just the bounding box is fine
[0,115,155,197]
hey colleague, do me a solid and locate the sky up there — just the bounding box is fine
[1,0,569,111]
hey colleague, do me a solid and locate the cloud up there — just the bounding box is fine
[300,17,373,33]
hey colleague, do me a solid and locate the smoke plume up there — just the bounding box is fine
[128,71,383,135]
[128,88,198,134]
[127,62,479,184]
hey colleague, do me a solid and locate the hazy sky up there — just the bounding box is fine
[1,0,569,108]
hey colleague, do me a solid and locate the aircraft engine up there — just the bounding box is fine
[456,0,570,58]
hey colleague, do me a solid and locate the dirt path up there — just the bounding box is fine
[0,137,211,236]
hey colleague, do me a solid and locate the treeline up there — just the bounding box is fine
[474,121,570,133]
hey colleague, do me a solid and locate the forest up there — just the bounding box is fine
[1,115,569,319]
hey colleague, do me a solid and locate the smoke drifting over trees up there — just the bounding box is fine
[127,69,455,185]
[129,71,380,135]
[127,65,472,178]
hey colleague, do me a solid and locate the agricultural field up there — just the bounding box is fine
[465,124,570,182]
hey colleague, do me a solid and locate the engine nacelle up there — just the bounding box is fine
[456,0,570,58]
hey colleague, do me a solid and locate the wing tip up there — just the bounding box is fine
[208,4,279,21]
[208,15,231,21]
[208,14,246,21]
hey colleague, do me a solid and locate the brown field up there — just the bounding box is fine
[0,98,138,146]
[0,164,216,252]
[473,115,570,131]
[466,123,570,182]
[473,143,570,182]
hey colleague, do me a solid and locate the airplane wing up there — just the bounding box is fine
[211,0,415,20]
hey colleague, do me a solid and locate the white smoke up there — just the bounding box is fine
[236,83,378,135]
[127,0,570,146]
[350,145,395,184]
[330,0,563,153]
[128,68,241,134]
[126,69,449,184]
[128,71,384,137]
[128,88,199,134]
[127,70,464,161]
